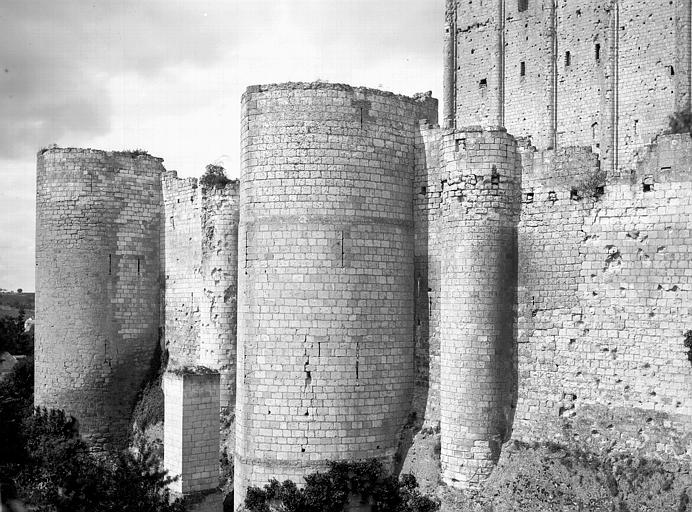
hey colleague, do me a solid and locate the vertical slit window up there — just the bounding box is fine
[595,43,601,61]
[520,61,526,77]
[565,51,571,67]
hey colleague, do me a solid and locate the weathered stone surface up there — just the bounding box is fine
[35,148,164,450]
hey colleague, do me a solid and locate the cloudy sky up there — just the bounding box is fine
[0,0,443,292]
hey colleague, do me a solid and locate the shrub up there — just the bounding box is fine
[668,109,692,134]
[0,309,33,355]
[684,330,692,364]
[131,344,168,433]
[244,459,439,512]
[200,164,231,189]
[0,359,182,512]
[0,357,34,463]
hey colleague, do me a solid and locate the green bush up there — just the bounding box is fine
[668,109,692,134]
[244,459,439,512]
[0,309,33,355]
[200,164,231,189]
[0,359,183,512]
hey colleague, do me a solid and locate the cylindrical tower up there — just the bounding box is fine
[438,130,520,488]
[35,148,164,450]
[235,83,434,504]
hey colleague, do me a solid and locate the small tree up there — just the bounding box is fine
[668,109,692,134]
[200,164,231,189]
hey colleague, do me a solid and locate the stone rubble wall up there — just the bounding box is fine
[515,134,692,460]
[162,173,239,412]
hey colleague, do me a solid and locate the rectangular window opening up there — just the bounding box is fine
[108,254,112,275]
[137,258,140,275]
[565,51,571,67]
[479,78,488,88]
[595,43,601,61]
[520,61,526,77]
[518,0,528,12]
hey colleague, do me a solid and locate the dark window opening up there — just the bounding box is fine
[491,166,500,188]
[518,0,528,12]
[420,186,427,195]
[520,61,526,76]
[669,65,675,76]
[595,43,601,61]
[108,254,112,275]
[565,51,571,67]
[479,78,488,88]
[643,183,652,192]
[570,188,581,201]
[137,258,140,275]
[525,192,534,203]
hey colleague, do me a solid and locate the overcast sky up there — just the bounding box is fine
[0,0,444,292]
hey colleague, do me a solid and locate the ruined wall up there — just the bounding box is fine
[162,174,203,366]
[515,134,692,461]
[162,173,239,411]
[35,148,163,449]
[235,82,437,505]
[437,130,521,488]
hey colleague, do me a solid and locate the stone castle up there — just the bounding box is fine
[35,0,691,508]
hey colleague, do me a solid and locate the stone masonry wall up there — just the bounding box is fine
[515,134,692,461]
[413,123,444,426]
[35,148,163,449]
[438,130,521,489]
[163,368,220,495]
[162,173,239,411]
[235,82,437,507]
[162,174,203,367]
[450,0,692,168]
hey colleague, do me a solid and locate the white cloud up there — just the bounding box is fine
[0,0,444,290]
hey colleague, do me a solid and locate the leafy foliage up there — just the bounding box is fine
[573,169,606,200]
[131,343,168,434]
[244,459,439,512]
[0,357,34,463]
[684,330,692,364]
[0,309,33,355]
[668,109,692,134]
[200,164,231,189]
[0,361,183,512]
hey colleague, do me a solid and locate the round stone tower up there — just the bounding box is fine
[438,129,521,488]
[235,82,436,504]
[35,148,164,450]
